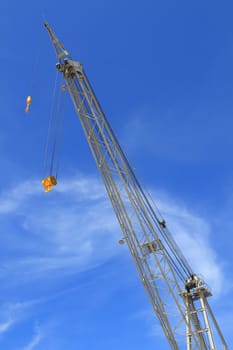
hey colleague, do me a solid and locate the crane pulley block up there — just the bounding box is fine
[41,175,57,192]
[25,95,32,113]
[141,241,158,255]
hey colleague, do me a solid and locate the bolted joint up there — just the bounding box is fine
[56,59,83,79]
[185,274,208,293]
[56,62,64,72]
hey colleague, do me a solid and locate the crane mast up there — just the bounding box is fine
[45,23,229,350]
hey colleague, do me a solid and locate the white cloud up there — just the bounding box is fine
[0,301,35,336]
[55,175,106,200]
[0,174,232,348]
[0,320,13,334]
[152,190,226,296]
[0,175,120,284]
[23,324,42,350]
[0,174,229,298]
[0,180,40,214]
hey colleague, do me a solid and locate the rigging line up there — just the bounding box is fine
[156,220,193,278]
[126,169,193,278]
[55,86,67,179]
[43,69,59,177]
[163,244,187,283]
[50,83,63,175]
[155,222,192,280]
[138,179,193,277]
[95,104,193,278]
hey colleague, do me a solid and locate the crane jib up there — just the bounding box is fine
[44,22,229,350]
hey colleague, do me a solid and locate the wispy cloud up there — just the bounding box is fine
[22,324,42,350]
[0,301,35,336]
[0,180,40,214]
[0,174,229,298]
[0,174,120,285]
[0,320,13,334]
[152,190,227,296]
[0,174,232,347]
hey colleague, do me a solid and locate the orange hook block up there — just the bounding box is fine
[42,175,57,192]
[25,95,32,113]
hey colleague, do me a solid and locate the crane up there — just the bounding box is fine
[44,22,229,350]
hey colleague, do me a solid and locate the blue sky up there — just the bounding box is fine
[0,0,233,349]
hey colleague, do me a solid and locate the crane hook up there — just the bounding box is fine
[25,95,32,113]
[41,175,57,192]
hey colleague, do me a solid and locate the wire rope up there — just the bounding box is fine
[49,83,63,175]
[43,70,59,177]
[55,85,67,179]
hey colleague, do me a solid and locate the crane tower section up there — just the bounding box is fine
[45,22,229,350]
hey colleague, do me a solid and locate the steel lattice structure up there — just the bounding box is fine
[45,22,229,350]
